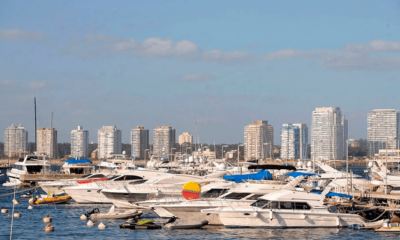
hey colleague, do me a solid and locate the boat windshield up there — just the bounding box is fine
[250,199,269,208]
[201,189,229,198]
[224,192,252,200]
[246,194,264,200]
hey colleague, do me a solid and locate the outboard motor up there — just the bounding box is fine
[84,208,100,218]
[164,216,177,225]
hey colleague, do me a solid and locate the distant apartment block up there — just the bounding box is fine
[280,123,308,159]
[178,132,193,145]
[131,126,149,159]
[98,126,122,159]
[367,109,399,155]
[37,127,57,158]
[311,107,348,160]
[244,120,273,160]
[71,126,89,158]
[153,126,175,157]
[4,124,28,157]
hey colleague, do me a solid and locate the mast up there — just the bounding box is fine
[34,97,37,153]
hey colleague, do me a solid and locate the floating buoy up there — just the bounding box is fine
[8,214,10,218]
[28,205,34,210]
[80,214,87,220]
[87,220,94,226]
[44,223,55,232]
[98,222,106,229]
[1,208,8,214]
[12,199,20,205]
[14,212,21,218]
[43,215,52,223]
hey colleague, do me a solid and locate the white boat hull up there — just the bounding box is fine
[64,188,111,204]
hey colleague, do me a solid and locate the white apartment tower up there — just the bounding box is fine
[153,126,175,157]
[37,128,58,158]
[367,109,399,155]
[311,107,348,160]
[71,126,89,158]
[280,123,308,160]
[244,121,273,160]
[131,126,149,159]
[97,126,122,159]
[178,132,193,145]
[4,124,28,157]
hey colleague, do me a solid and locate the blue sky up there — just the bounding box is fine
[1,0,400,144]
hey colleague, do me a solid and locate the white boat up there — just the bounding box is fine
[4,155,50,187]
[89,205,142,220]
[201,187,386,228]
[61,158,93,175]
[101,171,227,208]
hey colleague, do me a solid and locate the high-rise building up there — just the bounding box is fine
[280,123,308,159]
[131,126,149,159]
[178,132,193,145]
[71,126,89,158]
[311,107,348,160]
[367,109,399,155]
[4,124,28,157]
[37,128,57,158]
[153,126,175,157]
[244,120,273,160]
[97,126,122,159]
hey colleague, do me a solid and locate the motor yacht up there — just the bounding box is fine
[201,187,386,228]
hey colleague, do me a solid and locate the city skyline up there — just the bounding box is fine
[2,1,400,144]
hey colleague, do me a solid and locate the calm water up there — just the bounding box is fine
[0,166,398,239]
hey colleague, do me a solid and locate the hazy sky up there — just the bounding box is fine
[1,0,400,144]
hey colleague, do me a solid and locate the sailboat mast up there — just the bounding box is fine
[34,97,37,153]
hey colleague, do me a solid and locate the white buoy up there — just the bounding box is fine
[28,205,34,210]
[43,215,52,223]
[13,212,21,218]
[98,222,106,229]
[80,214,87,220]
[1,208,8,214]
[87,220,94,226]
[12,199,20,205]
[44,223,55,232]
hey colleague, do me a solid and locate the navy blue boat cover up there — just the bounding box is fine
[65,159,91,164]
[286,172,320,178]
[223,169,273,183]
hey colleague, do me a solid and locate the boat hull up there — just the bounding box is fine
[64,188,111,204]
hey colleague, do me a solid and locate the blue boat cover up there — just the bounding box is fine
[223,169,273,183]
[66,159,91,164]
[286,172,320,178]
[311,190,353,199]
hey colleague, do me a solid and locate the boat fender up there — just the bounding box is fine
[252,212,258,217]
[301,214,306,220]
[336,216,340,227]
[269,210,273,220]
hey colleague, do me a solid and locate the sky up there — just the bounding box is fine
[1,0,400,144]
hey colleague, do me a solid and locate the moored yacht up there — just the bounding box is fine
[201,187,386,228]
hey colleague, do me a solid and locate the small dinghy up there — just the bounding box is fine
[164,216,208,230]
[29,193,71,205]
[120,219,162,230]
[21,191,33,198]
[375,223,400,232]
[88,205,143,220]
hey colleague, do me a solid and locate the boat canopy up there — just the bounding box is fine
[311,190,353,199]
[248,164,296,171]
[66,159,92,164]
[223,169,273,183]
[286,172,320,178]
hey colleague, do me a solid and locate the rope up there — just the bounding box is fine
[0,186,40,197]
[364,209,387,222]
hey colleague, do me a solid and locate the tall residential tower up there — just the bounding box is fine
[37,128,58,158]
[71,126,89,158]
[367,109,399,155]
[131,126,149,159]
[153,126,175,157]
[280,123,308,160]
[4,124,28,157]
[97,126,122,159]
[244,120,273,160]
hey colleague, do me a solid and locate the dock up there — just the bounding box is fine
[20,173,85,183]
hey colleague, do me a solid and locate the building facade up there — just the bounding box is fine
[131,126,149,159]
[97,126,122,159]
[37,128,57,158]
[244,120,273,160]
[311,107,348,160]
[178,132,193,145]
[71,126,89,158]
[367,109,399,155]
[280,123,308,160]
[153,126,175,157]
[4,124,28,157]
